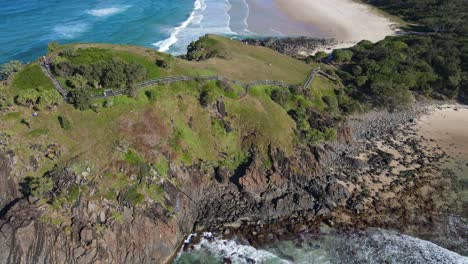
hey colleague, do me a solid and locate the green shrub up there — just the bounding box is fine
[270,89,291,107]
[69,88,91,110]
[323,128,337,141]
[145,89,159,102]
[103,99,114,108]
[199,87,216,107]
[37,89,62,109]
[15,89,40,106]
[48,41,60,52]
[0,60,24,80]
[58,115,72,130]
[155,159,169,177]
[333,50,353,63]
[124,149,145,165]
[124,187,145,206]
[27,176,54,198]
[68,184,80,202]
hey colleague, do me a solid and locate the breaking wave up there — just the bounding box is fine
[86,6,130,17]
[175,229,468,264]
[153,0,235,54]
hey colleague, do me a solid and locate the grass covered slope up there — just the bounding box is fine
[0,35,351,227]
[11,63,55,92]
[184,35,314,84]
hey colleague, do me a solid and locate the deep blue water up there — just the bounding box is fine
[0,0,243,64]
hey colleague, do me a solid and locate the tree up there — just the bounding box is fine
[69,88,91,110]
[311,51,328,62]
[271,89,291,107]
[0,60,24,80]
[52,60,74,76]
[66,75,88,89]
[333,49,354,63]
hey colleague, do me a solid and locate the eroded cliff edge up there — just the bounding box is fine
[1,103,465,264]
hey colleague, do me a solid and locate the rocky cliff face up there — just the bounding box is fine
[0,140,344,263]
[0,106,460,263]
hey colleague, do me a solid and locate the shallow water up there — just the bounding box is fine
[175,228,468,264]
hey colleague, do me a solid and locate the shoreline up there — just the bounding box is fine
[240,0,398,54]
[175,102,468,261]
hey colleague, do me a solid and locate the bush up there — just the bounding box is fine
[0,60,24,80]
[26,176,54,198]
[323,128,337,141]
[270,88,291,107]
[69,88,91,110]
[124,187,145,206]
[37,89,62,109]
[53,57,147,91]
[58,115,72,130]
[124,149,145,165]
[15,89,40,106]
[306,51,328,63]
[103,99,114,108]
[156,59,168,68]
[145,90,159,102]
[0,85,13,110]
[48,41,60,53]
[68,184,80,202]
[333,49,353,63]
[199,87,216,107]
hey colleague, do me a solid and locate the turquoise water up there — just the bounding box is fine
[0,0,247,64]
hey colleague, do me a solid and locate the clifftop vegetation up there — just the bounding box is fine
[0,35,347,230]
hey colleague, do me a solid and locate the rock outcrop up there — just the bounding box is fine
[0,105,462,263]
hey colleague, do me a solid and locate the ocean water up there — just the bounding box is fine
[175,229,468,264]
[0,0,249,64]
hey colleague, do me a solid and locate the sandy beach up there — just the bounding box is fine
[416,105,468,160]
[245,0,396,53]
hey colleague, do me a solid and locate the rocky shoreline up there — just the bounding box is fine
[1,102,466,263]
[242,37,338,59]
[177,102,467,259]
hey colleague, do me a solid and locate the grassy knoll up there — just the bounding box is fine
[10,63,54,92]
[183,35,314,84]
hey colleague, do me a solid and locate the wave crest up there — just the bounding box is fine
[86,6,130,17]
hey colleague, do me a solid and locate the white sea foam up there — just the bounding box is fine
[242,0,252,34]
[86,6,130,17]
[153,0,236,54]
[153,0,204,52]
[53,23,89,39]
[177,229,468,264]
[188,234,290,264]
